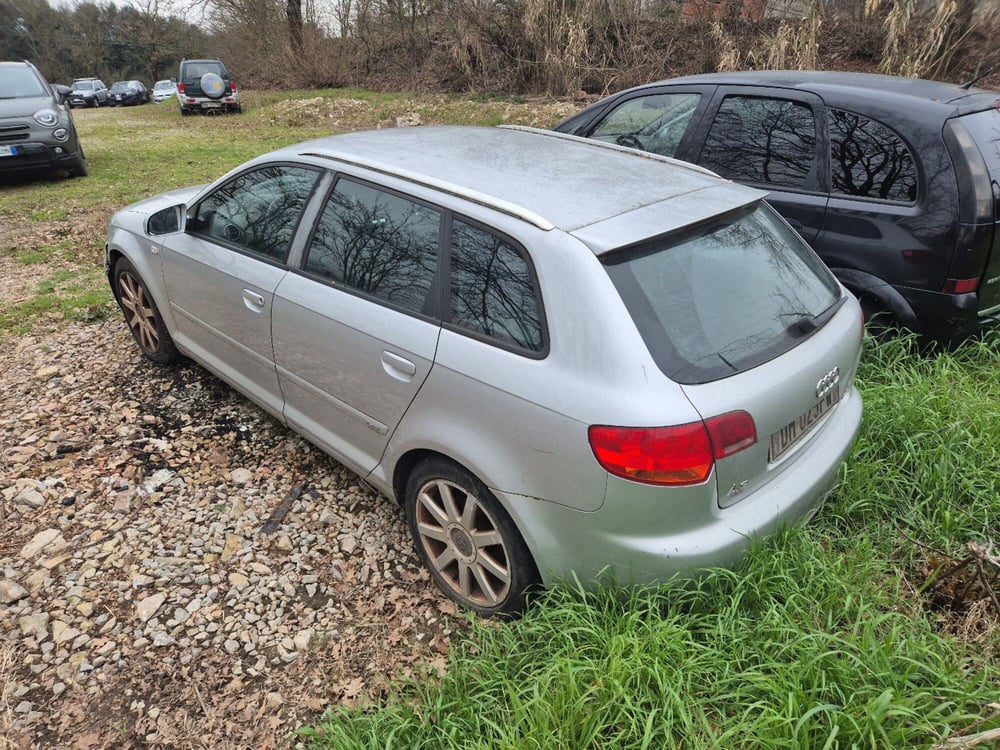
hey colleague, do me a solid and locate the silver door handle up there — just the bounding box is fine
[381,351,416,381]
[242,289,265,310]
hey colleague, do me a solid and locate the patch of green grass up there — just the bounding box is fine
[0,269,111,333]
[301,332,1000,748]
[302,531,996,748]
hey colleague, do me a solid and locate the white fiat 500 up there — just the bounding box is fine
[106,126,863,616]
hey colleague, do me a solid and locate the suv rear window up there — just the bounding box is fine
[605,203,841,384]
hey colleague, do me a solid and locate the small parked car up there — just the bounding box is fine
[556,71,1000,345]
[176,59,240,114]
[108,80,149,106]
[106,126,863,615]
[152,79,177,103]
[0,60,88,178]
[68,77,108,107]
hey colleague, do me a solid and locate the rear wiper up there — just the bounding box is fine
[786,296,847,336]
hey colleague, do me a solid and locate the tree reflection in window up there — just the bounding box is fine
[194,165,319,261]
[304,178,440,314]
[700,97,816,189]
[830,109,917,202]
[450,220,543,352]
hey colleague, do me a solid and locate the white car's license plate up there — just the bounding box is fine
[0,145,16,157]
[769,386,840,462]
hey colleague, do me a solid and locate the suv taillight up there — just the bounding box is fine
[178,82,185,93]
[589,412,757,486]
[230,81,237,93]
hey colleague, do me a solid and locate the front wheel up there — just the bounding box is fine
[405,458,539,617]
[114,258,181,364]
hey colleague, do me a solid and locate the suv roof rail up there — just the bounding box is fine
[300,150,557,231]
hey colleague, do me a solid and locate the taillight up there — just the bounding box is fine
[178,82,185,93]
[943,277,979,294]
[589,411,756,486]
[230,81,237,93]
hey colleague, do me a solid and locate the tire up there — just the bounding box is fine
[90,97,99,108]
[67,152,88,178]
[405,458,539,617]
[859,293,898,339]
[200,72,225,99]
[113,258,181,364]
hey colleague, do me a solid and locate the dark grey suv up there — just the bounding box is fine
[557,71,1000,345]
[0,60,88,179]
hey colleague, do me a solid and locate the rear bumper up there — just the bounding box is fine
[498,385,863,587]
[178,96,240,112]
[0,142,80,174]
[893,284,991,344]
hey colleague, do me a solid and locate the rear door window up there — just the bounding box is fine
[960,110,1000,217]
[304,177,441,315]
[698,96,818,190]
[604,203,841,384]
[588,93,702,157]
[829,109,918,202]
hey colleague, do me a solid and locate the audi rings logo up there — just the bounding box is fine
[816,367,840,400]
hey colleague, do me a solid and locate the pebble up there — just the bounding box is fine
[0,320,460,746]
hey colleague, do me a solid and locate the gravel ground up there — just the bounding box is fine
[1,317,463,749]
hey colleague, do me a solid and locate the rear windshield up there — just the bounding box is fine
[605,202,842,384]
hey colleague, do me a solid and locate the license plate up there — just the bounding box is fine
[203,102,221,108]
[768,386,840,462]
[0,145,16,157]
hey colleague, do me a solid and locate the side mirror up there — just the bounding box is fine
[147,204,185,235]
[53,84,71,105]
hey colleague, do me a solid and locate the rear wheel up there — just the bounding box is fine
[114,258,180,364]
[405,458,539,617]
[858,293,898,339]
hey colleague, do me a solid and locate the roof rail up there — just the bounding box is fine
[299,151,557,231]
[497,125,721,179]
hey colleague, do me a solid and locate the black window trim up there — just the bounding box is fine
[187,160,323,267]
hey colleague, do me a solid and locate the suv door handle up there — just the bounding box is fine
[381,351,416,381]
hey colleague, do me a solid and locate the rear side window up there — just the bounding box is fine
[699,96,817,189]
[588,93,701,157]
[830,109,917,202]
[959,109,1000,184]
[304,177,441,314]
[605,203,841,384]
[448,219,545,353]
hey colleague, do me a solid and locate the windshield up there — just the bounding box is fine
[154,81,173,90]
[0,67,48,98]
[74,81,94,91]
[111,82,129,91]
[604,202,842,384]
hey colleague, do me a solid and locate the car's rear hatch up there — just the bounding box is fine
[946,106,1000,314]
[602,201,862,507]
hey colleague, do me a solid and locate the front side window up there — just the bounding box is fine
[605,203,841,384]
[699,96,817,189]
[830,109,918,202]
[190,164,319,262]
[589,93,702,158]
[304,177,441,314]
[449,219,544,353]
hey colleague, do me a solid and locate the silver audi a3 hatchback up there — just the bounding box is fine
[106,126,863,616]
